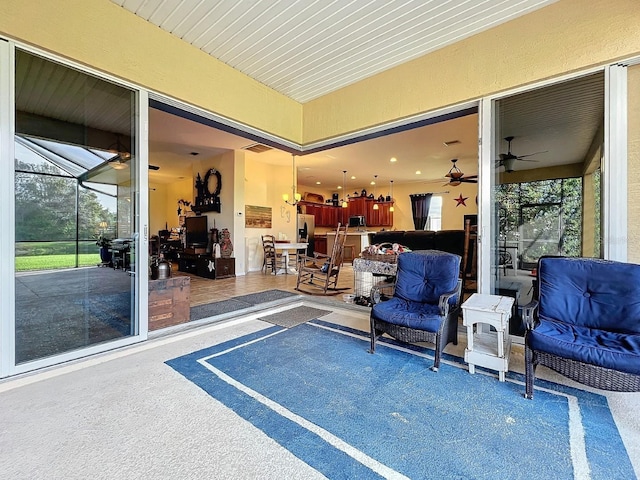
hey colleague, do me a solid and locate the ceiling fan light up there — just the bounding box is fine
[110,160,129,170]
[503,158,516,172]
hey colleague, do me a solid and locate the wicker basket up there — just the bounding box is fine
[361,242,408,263]
[361,252,399,263]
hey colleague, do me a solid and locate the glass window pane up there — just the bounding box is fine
[14,49,138,365]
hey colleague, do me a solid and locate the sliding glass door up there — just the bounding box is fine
[482,71,608,338]
[12,49,141,367]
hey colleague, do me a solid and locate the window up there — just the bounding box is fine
[426,196,443,231]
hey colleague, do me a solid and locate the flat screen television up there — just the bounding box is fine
[185,215,208,246]
[348,215,366,229]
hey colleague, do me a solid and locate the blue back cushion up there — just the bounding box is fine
[395,250,460,303]
[538,257,640,334]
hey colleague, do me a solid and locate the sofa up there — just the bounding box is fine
[522,256,640,399]
[369,230,466,258]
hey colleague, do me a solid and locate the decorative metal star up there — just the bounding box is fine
[455,194,469,207]
[207,260,215,272]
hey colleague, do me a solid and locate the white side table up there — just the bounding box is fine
[462,293,515,382]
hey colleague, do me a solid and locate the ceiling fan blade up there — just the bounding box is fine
[517,150,548,159]
[515,157,539,162]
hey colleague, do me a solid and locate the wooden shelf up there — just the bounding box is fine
[191,204,221,214]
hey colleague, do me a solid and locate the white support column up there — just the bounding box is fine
[136,89,149,339]
[604,64,628,261]
[478,97,495,294]
[0,40,15,377]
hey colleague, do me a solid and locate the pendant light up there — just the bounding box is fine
[389,180,394,212]
[341,170,348,208]
[282,154,301,205]
[372,175,379,210]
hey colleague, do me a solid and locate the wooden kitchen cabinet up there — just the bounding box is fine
[300,198,393,228]
[314,236,327,254]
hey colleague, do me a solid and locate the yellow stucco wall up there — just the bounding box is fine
[303,0,640,144]
[0,0,302,144]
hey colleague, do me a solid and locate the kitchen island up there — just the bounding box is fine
[327,230,372,259]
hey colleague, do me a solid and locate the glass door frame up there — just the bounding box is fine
[0,39,149,378]
[478,64,629,298]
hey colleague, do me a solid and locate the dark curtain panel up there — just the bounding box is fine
[410,193,433,230]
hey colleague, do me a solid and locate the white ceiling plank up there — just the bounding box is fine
[112,0,559,101]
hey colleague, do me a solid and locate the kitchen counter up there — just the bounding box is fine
[327,231,371,258]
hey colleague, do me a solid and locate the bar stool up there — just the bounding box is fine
[343,245,355,264]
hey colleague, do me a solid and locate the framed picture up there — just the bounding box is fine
[245,205,272,228]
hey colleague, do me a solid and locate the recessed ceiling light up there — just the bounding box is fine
[316,181,321,185]
[190,151,199,156]
[416,170,422,175]
[390,157,397,162]
[370,180,376,185]
[337,186,342,189]
[351,175,356,180]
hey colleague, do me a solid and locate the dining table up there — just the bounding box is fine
[273,242,309,275]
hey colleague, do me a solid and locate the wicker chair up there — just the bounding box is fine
[523,256,640,399]
[369,250,462,371]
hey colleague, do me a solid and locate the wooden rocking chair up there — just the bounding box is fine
[296,224,349,295]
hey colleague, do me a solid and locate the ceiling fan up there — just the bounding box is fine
[497,136,546,172]
[444,158,477,186]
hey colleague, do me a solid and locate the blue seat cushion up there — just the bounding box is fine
[529,317,640,375]
[538,257,640,334]
[395,250,460,304]
[372,297,444,332]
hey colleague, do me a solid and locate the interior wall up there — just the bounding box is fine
[243,157,297,272]
[628,64,640,263]
[383,181,478,232]
[303,0,640,144]
[164,178,193,232]
[149,183,168,235]
[189,152,235,238]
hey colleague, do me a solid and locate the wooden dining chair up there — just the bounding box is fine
[261,234,283,274]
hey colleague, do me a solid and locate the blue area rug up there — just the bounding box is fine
[166,321,634,479]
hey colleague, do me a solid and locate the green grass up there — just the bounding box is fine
[15,254,101,271]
